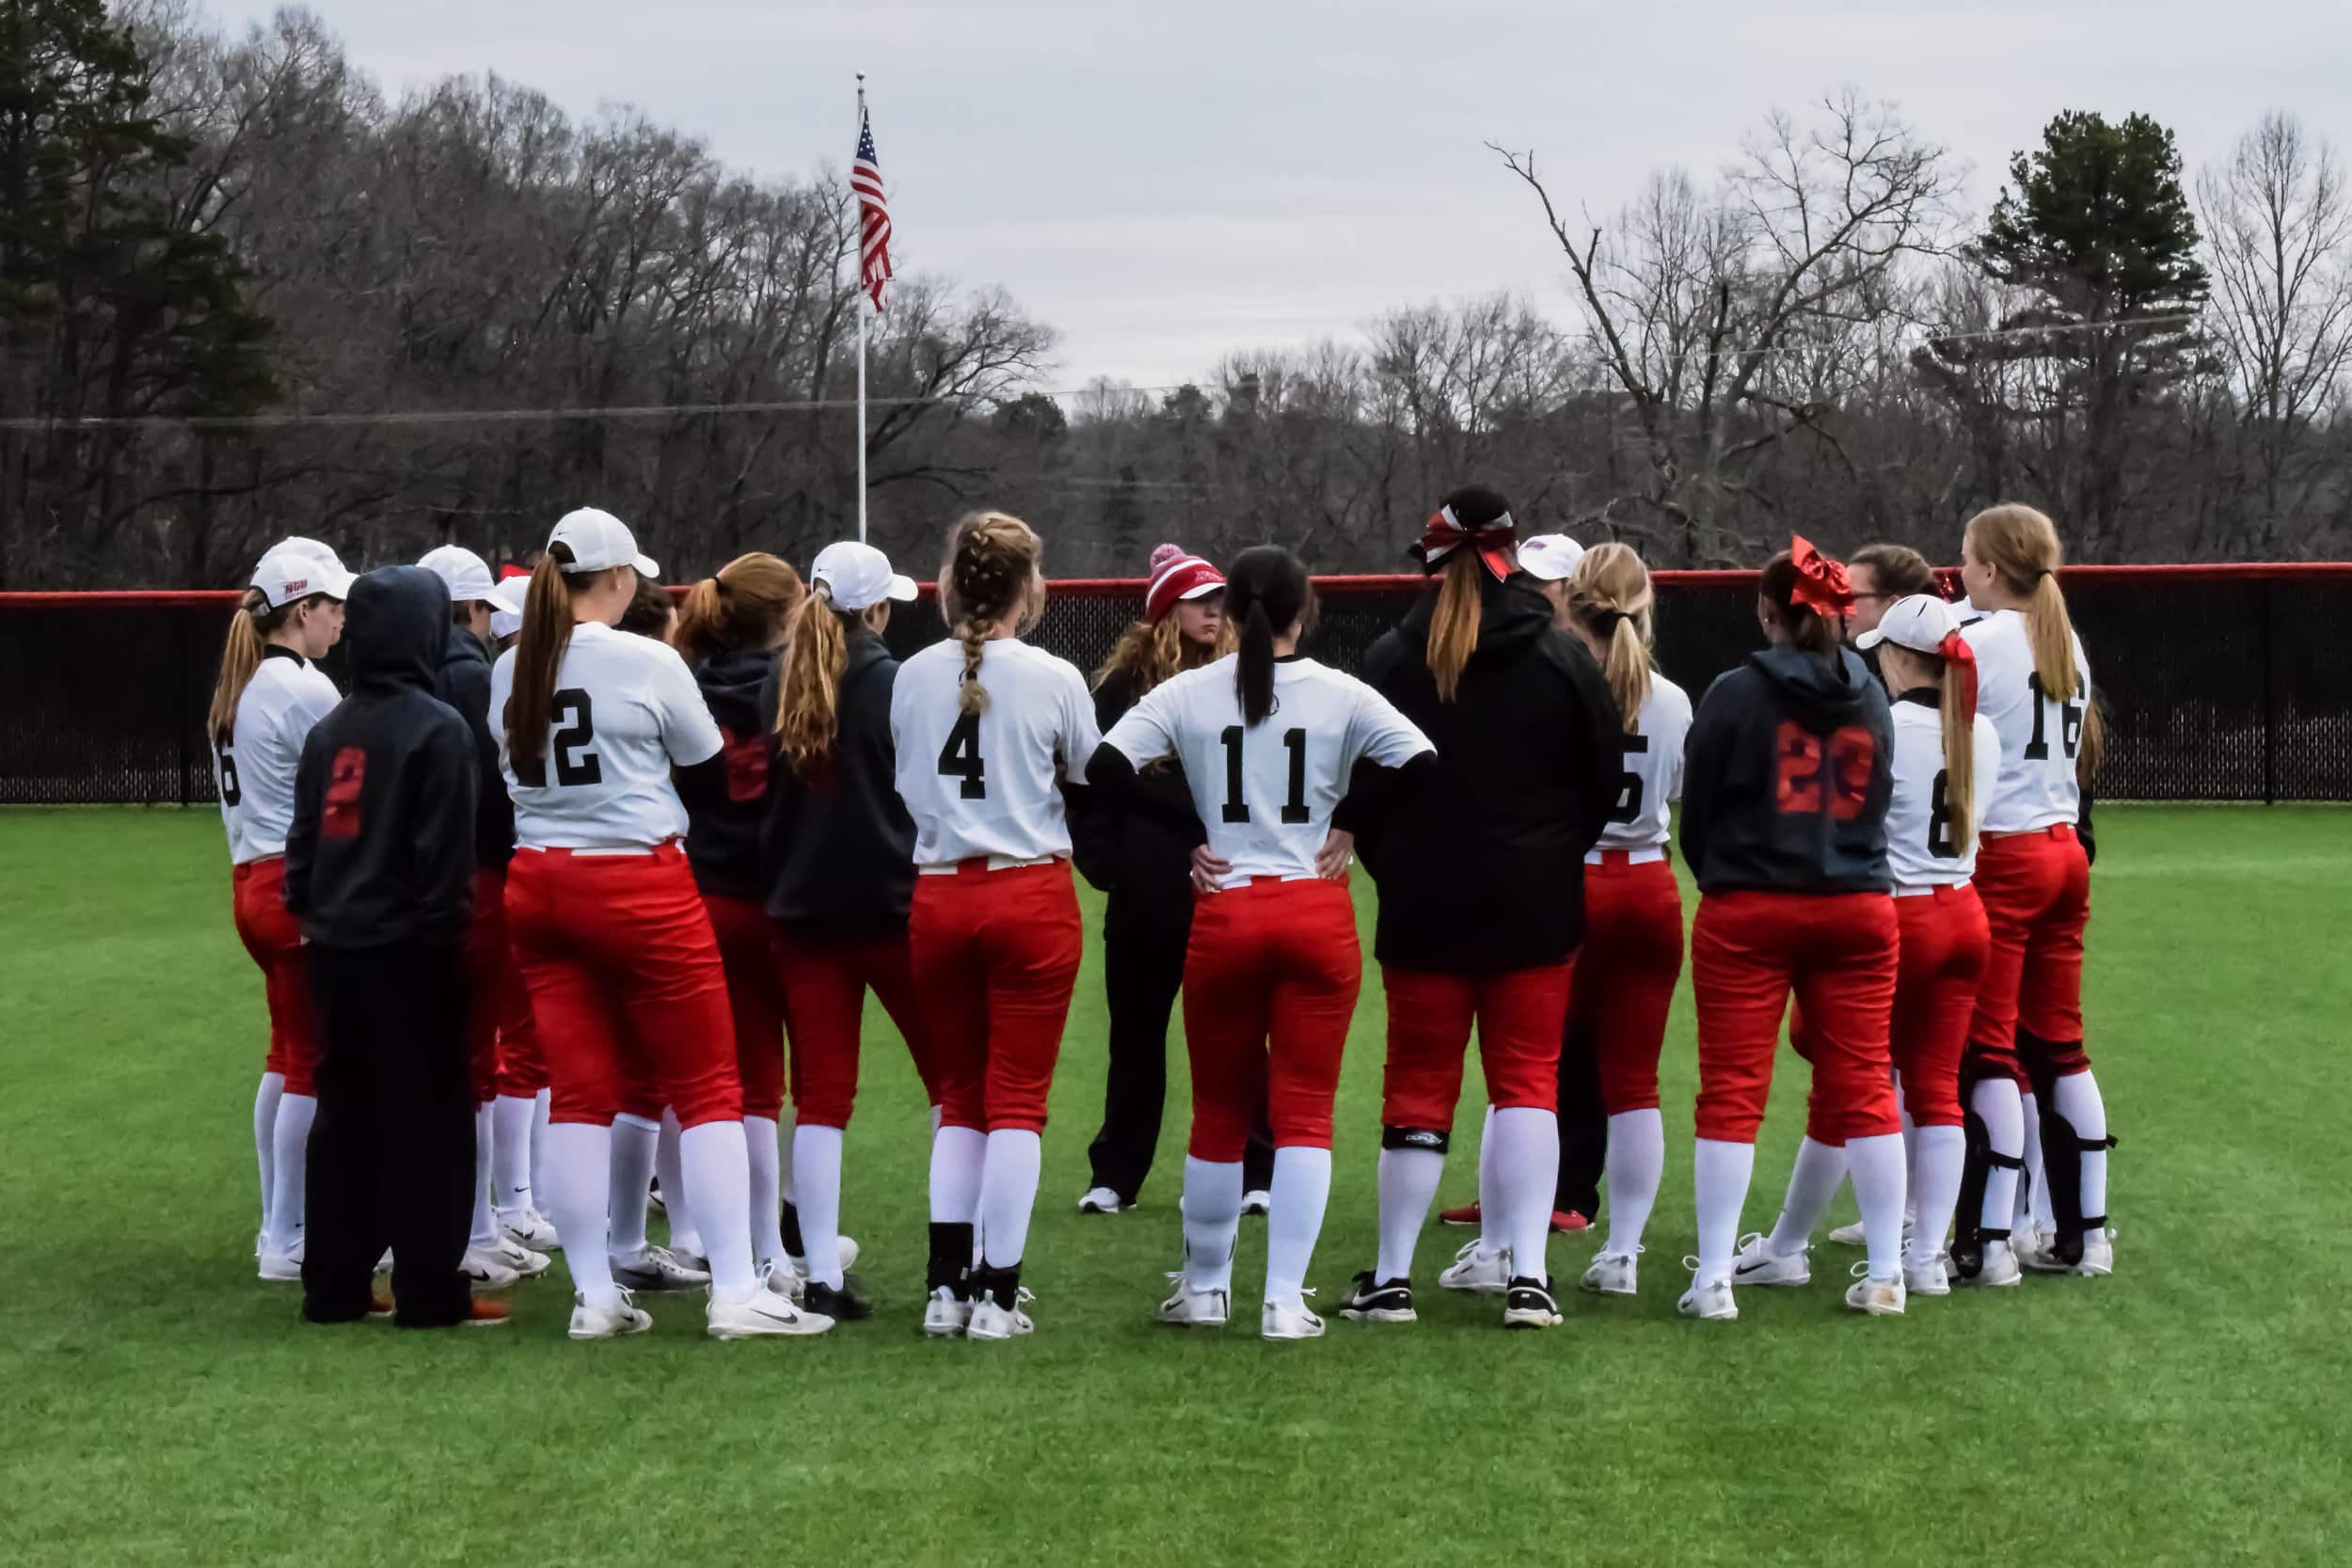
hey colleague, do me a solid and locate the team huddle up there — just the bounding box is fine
[209,487,2112,1339]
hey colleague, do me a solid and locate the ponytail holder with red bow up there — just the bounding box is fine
[1415,503,1518,582]
[1938,629,1979,725]
[1787,535,1855,620]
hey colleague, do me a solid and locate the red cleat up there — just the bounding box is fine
[1438,1202,1482,1227]
[462,1299,512,1328]
[1550,1211,1592,1234]
[366,1293,395,1320]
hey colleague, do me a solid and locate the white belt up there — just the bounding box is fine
[916,853,1062,876]
[516,843,660,857]
[1892,882,1961,897]
[1586,847,1666,865]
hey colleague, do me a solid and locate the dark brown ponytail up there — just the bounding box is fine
[1224,545,1311,728]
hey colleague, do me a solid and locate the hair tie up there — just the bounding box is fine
[1412,502,1518,581]
[1788,534,1855,620]
[1938,630,1979,725]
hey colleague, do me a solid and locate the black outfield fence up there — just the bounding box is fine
[5,565,2350,806]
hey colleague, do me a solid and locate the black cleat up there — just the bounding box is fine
[803,1275,875,1322]
[1502,1275,1563,1330]
[1334,1270,1417,1323]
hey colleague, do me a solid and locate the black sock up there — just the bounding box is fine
[781,1200,805,1259]
[974,1261,1023,1308]
[928,1223,974,1295]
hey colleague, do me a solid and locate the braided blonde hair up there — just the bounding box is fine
[938,511,1046,714]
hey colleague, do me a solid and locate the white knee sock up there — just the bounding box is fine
[930,1125,986,1225]
[1601,1108,1664,1259]
[493,1094,536,1215]
[469,1102,498,1248]
[1908,1124,1965,1268]
[1473,1103,1499,1252]
[679,1119,757,1300]
[1970,1078,2025,1259]
[1182,1156,1244,1292]
[793,1124,848,1289]
[547,1121,618,1307]
[656,1108,701,1256]
[253,1071,285,1239]
[1692,1137,1756,1287]
[745,1115,786,1271]
[2052,1069,2109,1223]
[978,1129,1043,1269]
[530,1088,551,1203]
[606,1113,660,1256]
[1374,1147,1444,1281]
[1768,1136,1847,1257]
[1845,1131,1908,1280]
[1489,1107,1561,1284]
[2017,1089,2044,1233]
[1897,1078,1919,1225]
[265,1093,315,1254]
[1263,1146,1333,1307]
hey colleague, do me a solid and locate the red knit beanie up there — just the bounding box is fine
[1143,543,1224,624]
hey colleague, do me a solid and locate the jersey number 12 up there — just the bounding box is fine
[1220,726,1310,824]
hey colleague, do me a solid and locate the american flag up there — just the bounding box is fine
[851,107,893,312]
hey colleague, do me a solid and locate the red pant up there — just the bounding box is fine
[1967,826,2092,1082]
[494,958,548,1097]
[232,857,319,1096]
[911,861,1084,1134]
[503,844,742,1129]
[1692,891,1899,1145]
[703,893,787,1122]
[1183,877,1362,1160]
[1890,886,1990,1128]
[773,927,935,1129]
[459,867,507,1103]
[1381,961,1572,1130]
[1567,857,1685,1116]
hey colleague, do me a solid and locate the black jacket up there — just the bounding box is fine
[1353,575,1623,973]
[756,629,917,935]
[1068,665,1203,926]
[432,622,514,871]
[1681,643,1893,895]
[284,567,477,948]
[686,647,776,903]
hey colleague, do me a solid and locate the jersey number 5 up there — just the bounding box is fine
[1220,726,1311,824]
[1611,732,1649,825]
[516,689,601,787]
[938,711,986,799]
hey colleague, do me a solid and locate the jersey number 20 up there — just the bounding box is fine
[1220,726,1310,824]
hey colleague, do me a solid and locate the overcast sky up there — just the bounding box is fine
[215,1,2352,393]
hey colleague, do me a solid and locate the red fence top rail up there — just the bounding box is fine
[6,561,2352,610]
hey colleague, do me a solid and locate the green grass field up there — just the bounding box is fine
[3,805,2345,1565]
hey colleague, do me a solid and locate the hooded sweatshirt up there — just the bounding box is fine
[1352,572,1624,973]
[685,646,778,903]
[756,627,917,934]
[282,566,479,948]
[1680,642,1893,895]
[432,619,515,871]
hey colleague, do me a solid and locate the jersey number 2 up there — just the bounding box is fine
[1220,726,1310,824]
[938,712,986,799]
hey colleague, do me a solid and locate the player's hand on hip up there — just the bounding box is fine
[1316,829,1355,883]
[1190,843,1231,895]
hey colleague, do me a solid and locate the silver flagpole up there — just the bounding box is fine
[855,75,868,544]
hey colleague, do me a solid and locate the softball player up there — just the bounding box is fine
[1092,546,1436,1341]
[1679,539,1908,1320]
[210,541,353,1279]
[493,508,828,1339]
[762,541,931,1322]
[1955,504,2112,1281]
[892,512,1099,1341]
[1560,543,1692,1300]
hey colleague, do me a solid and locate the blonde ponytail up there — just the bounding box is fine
[1965,503,2105,778]
[1940,660,1979,856]
[1424,551,1483,702]
[207,589,275,747]
[1568,542,1657,732]
[773,587,852,773]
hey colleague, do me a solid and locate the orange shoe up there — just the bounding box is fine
[462,1298,512,1328]
[1438,1202,1482,1227]
[1550,1211,1592,1234]
[366,1293,395,1320]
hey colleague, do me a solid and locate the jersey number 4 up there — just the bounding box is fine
[2024,673,2084,762]
[1220,726,1311,824]
[938,712,986,799]
[515,689,601,787]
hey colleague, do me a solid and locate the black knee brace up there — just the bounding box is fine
[1381,1126,1451,1155]
[2024,1038,2117,1266]
[1952,1102,2024,1281]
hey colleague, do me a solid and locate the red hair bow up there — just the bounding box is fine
[1788,535,1854,620]
[1938,629,1979,726]
[1417,503,1518,581]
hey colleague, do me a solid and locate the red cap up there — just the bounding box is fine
[1144,543,1224,624]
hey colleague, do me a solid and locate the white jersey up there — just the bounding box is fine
[490,623,723,849]
[1960,609,2089,833]
[1884,698,2002,887]
[215,649,342,864]
[891,638,1101,865]
[1103,655,1434,886]
[1592,675,1692,854]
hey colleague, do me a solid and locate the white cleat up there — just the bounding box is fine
[1959,1243,2024,1288]
[496,1207,560,1250]
[1438,1239,1513,1294]
[922,1287,974,1338]
[758,1257,805,1303]
[1903,1253,1952,1297]
[2077,1227,2115,1276]
[1077,1187,1124,1214]
[1729,1231,1810,1288]
[611,1243,710,1292]
[707,1287,834,1339]
[1240,1190,1272,1217]
[1158,1275,1231,1328]
[374,1248,393,1273]
[967,1288,1036,1340]
[257,1239,305,1282]
[1846,1263,1908,1316]
[1581,1249,1642,1297]
[1676,1264,1738,1321]
[785,1236,859,1283]
[1261,1292,1324,1340]
[462,1246,523,1289]
[488,1235,551,1278]
[568,1290,653,1340]
[1829,1212,1915,1248]
[2021,1227,2115,1276]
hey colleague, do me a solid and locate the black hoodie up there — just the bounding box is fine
[432,621,515,871]
[284,566,478,947]
[1680,643,1894,895]
[686,646,778,903]
[755,628,917,935]
[1352,573,1624,973]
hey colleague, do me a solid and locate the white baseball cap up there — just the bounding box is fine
[548,508,659,578]
[269,535,347,572]
[417,544,498,605]
[1518,533,1585,582]
[487,578,528,640]
[251,545,355,608]
[1855,593,1962,654]
[810,541,917,611]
